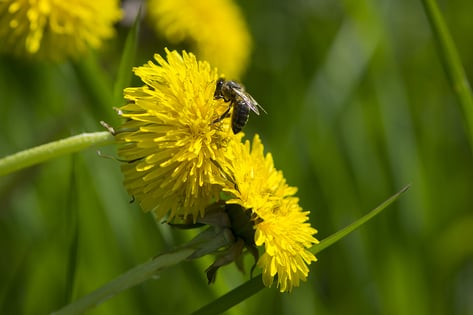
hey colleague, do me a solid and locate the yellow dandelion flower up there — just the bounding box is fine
[255,200,318,292]
[225,135,319,292]
[116,49,237,221]
[0,0,122,60]
[147,0,252,78]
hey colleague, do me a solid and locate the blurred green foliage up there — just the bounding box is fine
[1,0,473,314]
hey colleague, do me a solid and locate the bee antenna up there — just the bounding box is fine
[100,120,117,135]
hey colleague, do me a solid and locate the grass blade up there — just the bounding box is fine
[421,0,473,150]
[52,248,194,315]
[314,184,410,254]
[191,276,265,315]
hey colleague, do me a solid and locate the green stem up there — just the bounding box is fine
[421,0,473,151]
[0,132,114,176]
[52,248,195,315]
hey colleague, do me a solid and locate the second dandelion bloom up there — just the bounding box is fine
[225,135,319,292]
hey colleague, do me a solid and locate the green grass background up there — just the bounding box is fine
[1,0,473,314]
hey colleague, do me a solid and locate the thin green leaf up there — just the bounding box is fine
[112,6,142,106]
[191,185,410,315]
[191,275,265,315]
[421,0,473,151]
[313,184,410,254]
[52,248,195,315]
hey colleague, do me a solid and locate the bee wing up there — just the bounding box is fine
[233,89,267,115]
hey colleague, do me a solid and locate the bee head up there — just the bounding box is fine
[214,78,225,99]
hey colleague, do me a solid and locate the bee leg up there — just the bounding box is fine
[214,94,232,103]
[212,104,232,124]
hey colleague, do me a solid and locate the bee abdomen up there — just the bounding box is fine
[232,99,250,134]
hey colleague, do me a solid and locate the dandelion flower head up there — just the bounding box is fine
[225,135,319,292]
[147,0,252,78]
[0,0,122,60]
[116,49,237,221]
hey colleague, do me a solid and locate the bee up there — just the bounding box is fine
[213,78,267,134]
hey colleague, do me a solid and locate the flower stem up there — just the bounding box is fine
[421,0,473,151]
[0,131,114,176]
[52,248,195,315]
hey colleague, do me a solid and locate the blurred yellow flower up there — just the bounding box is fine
[0,0,122,60]
[116,49,237,221]
[147,0,252,78]
[225,135,319,292]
